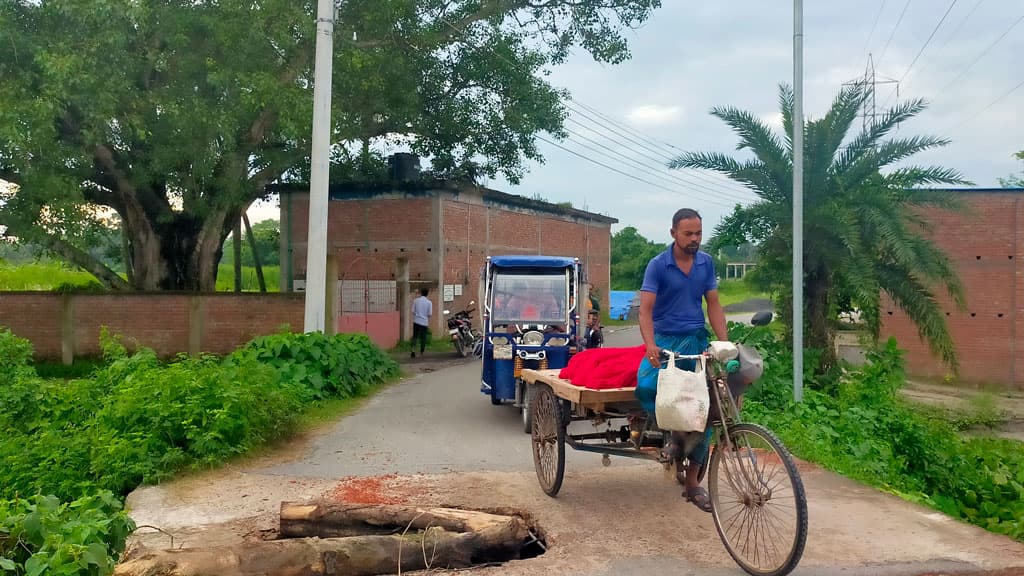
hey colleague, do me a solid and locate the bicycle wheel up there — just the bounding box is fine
[708,423,807,576]
[531,385,566,497]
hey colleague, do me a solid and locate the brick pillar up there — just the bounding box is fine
[61,293,74,365]
[397,258,410,343]
[325,252,338,336]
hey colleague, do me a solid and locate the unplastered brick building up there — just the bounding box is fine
[276,180,616,345]
[880,188,1024,389]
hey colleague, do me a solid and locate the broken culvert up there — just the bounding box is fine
[114,503,546,575]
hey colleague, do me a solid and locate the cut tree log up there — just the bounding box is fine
[114,504,535,576]
[114,527,474,576]
[279,502,530,541]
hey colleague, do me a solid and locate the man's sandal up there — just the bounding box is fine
[685,486,713,513]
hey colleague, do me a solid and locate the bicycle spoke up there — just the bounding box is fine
[710,423,807,576]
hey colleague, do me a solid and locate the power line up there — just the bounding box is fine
[535,136,743,210]
[558,96,754,198]
[879,0,958,108]
[946,77,1024,131]
[892,0,983,91]
[564,114,756,201]
[434,14,758,205]
[936,0,985,48]
[563,121,756,204]
[935,12,1024,94]
[862,0,889,55]
[875,0,913,68]
[897,0,957,83]
[565,99,754,194]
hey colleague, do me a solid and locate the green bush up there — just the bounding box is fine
[0,328,400,574]
[0,492,133,576]
[742,335,1024,541]
[232,331,399,401]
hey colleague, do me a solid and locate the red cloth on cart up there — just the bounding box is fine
[558,346,645,390]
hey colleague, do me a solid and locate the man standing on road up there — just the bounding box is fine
[411,287,433,358]
[636,208,728,513]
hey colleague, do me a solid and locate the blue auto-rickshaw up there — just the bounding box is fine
[480,255,583,432]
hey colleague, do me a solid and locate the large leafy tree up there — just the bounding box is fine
[0,0,661,290]
[610,226,663,290]
[671,84,967,373]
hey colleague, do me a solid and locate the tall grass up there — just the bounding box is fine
[716,278,767,307]
[215,265,282,292]
[0,262,98,290]
[0,262,282,292]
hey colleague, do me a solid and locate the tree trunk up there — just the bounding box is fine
[242,212,267,292]
[114,528,478,576]
[233,218,242,292]
[278,503,530,545]
[805,269,836,373]
[114,505,533,576]
[121,198,168,291]
[121,203,234,292]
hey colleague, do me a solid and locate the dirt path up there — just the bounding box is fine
[902,380,1024,442]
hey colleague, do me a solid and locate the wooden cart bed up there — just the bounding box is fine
[521,368,639,408]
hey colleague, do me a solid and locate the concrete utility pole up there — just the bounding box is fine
[304,0,335,333]
[792,0,805,402]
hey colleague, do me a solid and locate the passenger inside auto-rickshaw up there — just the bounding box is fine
[492,277,568,334]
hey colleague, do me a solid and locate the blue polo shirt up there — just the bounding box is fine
[640,246,718,335]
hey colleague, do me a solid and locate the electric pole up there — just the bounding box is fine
[304,0,335,333]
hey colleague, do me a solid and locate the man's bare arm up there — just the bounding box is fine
[705,289,729,341]
[639,291,662,367]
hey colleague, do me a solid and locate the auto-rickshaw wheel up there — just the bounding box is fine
[531,384,565,497]
[521,383,533,433]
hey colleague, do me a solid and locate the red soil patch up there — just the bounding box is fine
[329,474,431,505]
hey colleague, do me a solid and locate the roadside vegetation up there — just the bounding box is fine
[733,322,1024,542]
[0,261,280,292]
[0,327,398,575]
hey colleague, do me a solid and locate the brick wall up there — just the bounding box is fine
[0,292,305,360]
[281,184,616,336]
[879,192,1023,389]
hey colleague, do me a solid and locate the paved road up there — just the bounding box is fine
[256,320,751,478]
[128,324,1024,576]
[256,327,645,479]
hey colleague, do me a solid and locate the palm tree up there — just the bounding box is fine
[672,84,966,374]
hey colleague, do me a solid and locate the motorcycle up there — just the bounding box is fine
[443,301,482,358]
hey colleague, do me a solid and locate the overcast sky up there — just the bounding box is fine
[482,0,1022,244]
[251,1,1021,244]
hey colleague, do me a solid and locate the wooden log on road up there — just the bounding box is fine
[279,502,530,542]
[114,504,534,576]
[114,527,475,576]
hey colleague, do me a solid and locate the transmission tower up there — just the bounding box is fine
[843,54,900,130]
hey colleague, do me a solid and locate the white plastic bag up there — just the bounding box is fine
[655,352,710,432]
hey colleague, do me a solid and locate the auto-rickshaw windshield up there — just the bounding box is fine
[490,272,568,325]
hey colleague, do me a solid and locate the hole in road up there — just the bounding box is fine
[266,502,547,573]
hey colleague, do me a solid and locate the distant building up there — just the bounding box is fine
[274,178,616,346]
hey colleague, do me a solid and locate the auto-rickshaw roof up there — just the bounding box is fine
[489,255,576,268]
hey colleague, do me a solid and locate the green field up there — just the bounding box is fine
[0,262,99,290]
[0,262,282,292]
[716,278,768,307]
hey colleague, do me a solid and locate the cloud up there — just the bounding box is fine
[626,104,683,127]
[761,112,784,130]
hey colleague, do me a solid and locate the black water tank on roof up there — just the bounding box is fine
[389,153,421,181]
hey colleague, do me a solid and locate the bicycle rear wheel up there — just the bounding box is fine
[708,423,807,576]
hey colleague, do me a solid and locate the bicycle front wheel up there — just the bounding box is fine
[708,423,807,576]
